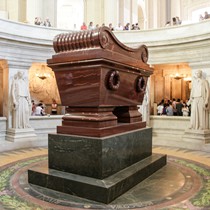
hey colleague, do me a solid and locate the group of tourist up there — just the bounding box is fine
[34,11,210,31]
[199,11,210,21]
[157,98,190,117]
[157,70,209,130]
[31,99,58,116]
[165,16,182,26]
[34,17,52,27]
[80,22,140,31]
[31,100,45,116]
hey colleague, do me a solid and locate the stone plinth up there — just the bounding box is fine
[6,128,37,142]
[28,128,167,203]
[183,129,210,144]
[29,154,166,204]
[48,128,152,179]
[0,117,6,141]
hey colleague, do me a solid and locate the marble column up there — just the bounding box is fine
[159,0,167,27]
[145,0,169,29]
[117,0,139,28]
[19,0,27,23]
[0,0,7,18]
[171,0,181,21]
[124,0,131,26]
[85,0,105,26]
[42,0,56,27]
[144,0,152,29]
[130,0,138,25]
[26,0,43,24]
[166,0,171,23]
[118,0,124,26]
[152,0,158,28]
[104,0,118,26]
[0,0,7,9]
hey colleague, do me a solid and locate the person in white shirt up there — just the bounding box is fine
[182,102,189,116]
[88,21,95,30]
[157,100,164,115]
[115,23,123,31]
[35,103,44,116]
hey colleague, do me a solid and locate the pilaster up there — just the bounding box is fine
[104,0,118,26]
[124,0,131,26]
[159,0,167,27]
[153,0,158,28]
[0,0,6,10]
[144,0,152,29]
[85,0,104,26]
[171,0,181,21]
[130,0,138,25]
[26,0,43,25]
[118,0,124,26]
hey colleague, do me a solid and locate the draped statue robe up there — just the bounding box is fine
[11,72,31,129]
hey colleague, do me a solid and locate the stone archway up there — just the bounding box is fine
[29,63,61,114]
[150,63,192,115]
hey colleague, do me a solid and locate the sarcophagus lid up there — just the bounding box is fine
[47,27,153,107]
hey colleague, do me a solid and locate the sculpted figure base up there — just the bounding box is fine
[6,128,36,142]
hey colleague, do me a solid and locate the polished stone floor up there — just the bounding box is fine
[0,146,210,210]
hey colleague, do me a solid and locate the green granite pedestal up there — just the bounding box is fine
[28,128,167,203]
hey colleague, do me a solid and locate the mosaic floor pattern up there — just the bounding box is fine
[0,146,210,210]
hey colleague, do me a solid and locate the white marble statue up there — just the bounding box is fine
[139,82,150,125]
[11,71,31,129]
[187,70,210,130]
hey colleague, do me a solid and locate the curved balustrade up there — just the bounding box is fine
[0,19,210,151]
[0,18,209,65]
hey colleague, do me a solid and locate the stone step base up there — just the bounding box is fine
[28,154,167,204]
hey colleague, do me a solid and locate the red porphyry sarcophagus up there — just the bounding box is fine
[47,26,153,137]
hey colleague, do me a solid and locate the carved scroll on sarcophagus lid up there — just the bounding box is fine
[50,27,152,73]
